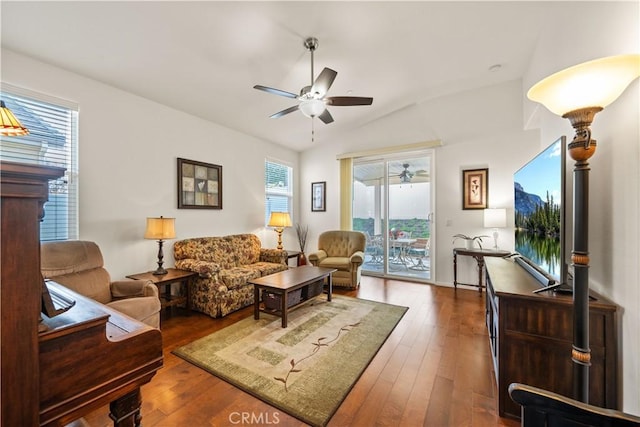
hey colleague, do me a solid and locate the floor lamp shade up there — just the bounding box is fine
[527,54,640,116]
[268,212,292,250]
[144,216,176,275]
[527,53,639,404]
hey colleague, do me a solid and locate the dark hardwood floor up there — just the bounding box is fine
[84,277,520,426]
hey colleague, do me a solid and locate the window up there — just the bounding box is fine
[265,160,293,225]
[0,86,79,241]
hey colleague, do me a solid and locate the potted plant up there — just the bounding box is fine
[452,233,489,250]
[295,223,308,266]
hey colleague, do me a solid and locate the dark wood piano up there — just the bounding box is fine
[1,161,163,427]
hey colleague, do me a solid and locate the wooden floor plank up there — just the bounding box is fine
[81,277,519,427]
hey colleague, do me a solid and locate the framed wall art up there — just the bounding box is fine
[462,168,488,210]
[178,158,222,209]
[311,181,326,212]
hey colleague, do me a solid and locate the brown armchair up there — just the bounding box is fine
[40,240,161,328]
[308,230,366,289]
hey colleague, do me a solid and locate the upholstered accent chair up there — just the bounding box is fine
[308,230,366,289]
[40,240,161,328]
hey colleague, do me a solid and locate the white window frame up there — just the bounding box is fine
[265,159,293,225]
[0,84,79,241]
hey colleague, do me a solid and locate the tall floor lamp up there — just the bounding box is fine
[527,54,639,403]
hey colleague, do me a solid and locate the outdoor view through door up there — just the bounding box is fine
[353,154,432,281]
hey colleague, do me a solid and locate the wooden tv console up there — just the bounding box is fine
[484,257,619,419]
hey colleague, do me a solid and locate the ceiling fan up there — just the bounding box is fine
[253,37,373,124]
[392,163,429,183]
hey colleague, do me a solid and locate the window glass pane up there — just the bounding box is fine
[0,90,79,241]
[265,160,293,225]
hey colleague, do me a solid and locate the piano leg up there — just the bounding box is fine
[109,389,142,427]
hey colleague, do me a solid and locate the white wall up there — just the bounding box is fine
[1,49,298,280]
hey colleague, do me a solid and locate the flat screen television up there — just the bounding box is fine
[514,136,570,291]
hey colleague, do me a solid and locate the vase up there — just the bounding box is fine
[465,239,475,250]
[298,252,307,266]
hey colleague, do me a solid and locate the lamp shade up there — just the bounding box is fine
[299,99,326,118]
[0,100,29,136]
[484,208,507,228]
[268,211,292,228]
[144,216,176,240]
[527,54,640,116]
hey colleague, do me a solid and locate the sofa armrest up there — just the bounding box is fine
[260,248,288,265]
[175,258,221,278]
[111,279,159,299]
[308,250,327,266]
[350,251,365,265]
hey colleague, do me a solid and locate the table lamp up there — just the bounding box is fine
[144,216,176,275]
[527,53,639,403]
[268,211,292,250]
[484,208,507,250]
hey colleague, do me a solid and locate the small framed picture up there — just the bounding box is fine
[462,168,488,210]
[178,158,222,209]
[311,181,326,212]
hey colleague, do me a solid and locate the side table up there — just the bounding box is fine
[127,268,197,316]
[285,250,301,267]
[453,248,510,292]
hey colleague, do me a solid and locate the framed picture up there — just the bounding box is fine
[178,158,222,209]
[311,181,326,212]
[462,168,488,210]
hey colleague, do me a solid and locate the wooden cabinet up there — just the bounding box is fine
[484,257,619,419]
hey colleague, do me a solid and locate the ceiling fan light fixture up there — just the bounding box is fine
[299,98,326,118]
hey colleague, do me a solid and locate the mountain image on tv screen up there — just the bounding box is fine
[514,138,563,280]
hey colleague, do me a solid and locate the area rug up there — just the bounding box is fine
[173,295,408,427]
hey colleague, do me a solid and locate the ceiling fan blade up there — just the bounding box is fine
[270,105,300,119]
[326,96,374,106]
[254,85,298,99]
[318,108,334,124]
[311,68,337,97]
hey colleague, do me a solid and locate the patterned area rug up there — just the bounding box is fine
[173,295,408,427]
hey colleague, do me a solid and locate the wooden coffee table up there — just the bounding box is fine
[250,266,336,328]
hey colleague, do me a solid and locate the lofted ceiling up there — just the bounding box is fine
[1,1,570,152]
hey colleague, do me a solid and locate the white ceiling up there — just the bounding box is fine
[1,1,567,152]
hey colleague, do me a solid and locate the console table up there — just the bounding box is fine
[453,247,510,292]
[484,257,619,419]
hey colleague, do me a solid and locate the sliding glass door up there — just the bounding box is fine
[353,152,433,281]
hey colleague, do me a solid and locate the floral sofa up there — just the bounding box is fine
[173,234,288,318]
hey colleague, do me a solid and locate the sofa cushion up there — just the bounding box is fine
[219,267,261,290]
[316,256,352,271]
[174,234,261,268]
[174,258,220,278]
[251,262,288,277]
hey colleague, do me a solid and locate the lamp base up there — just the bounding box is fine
[152,239,167,275]
[152,267,168,276]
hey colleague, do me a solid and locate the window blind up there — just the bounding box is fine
[265,160,293,225]
[0,88,79,241]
